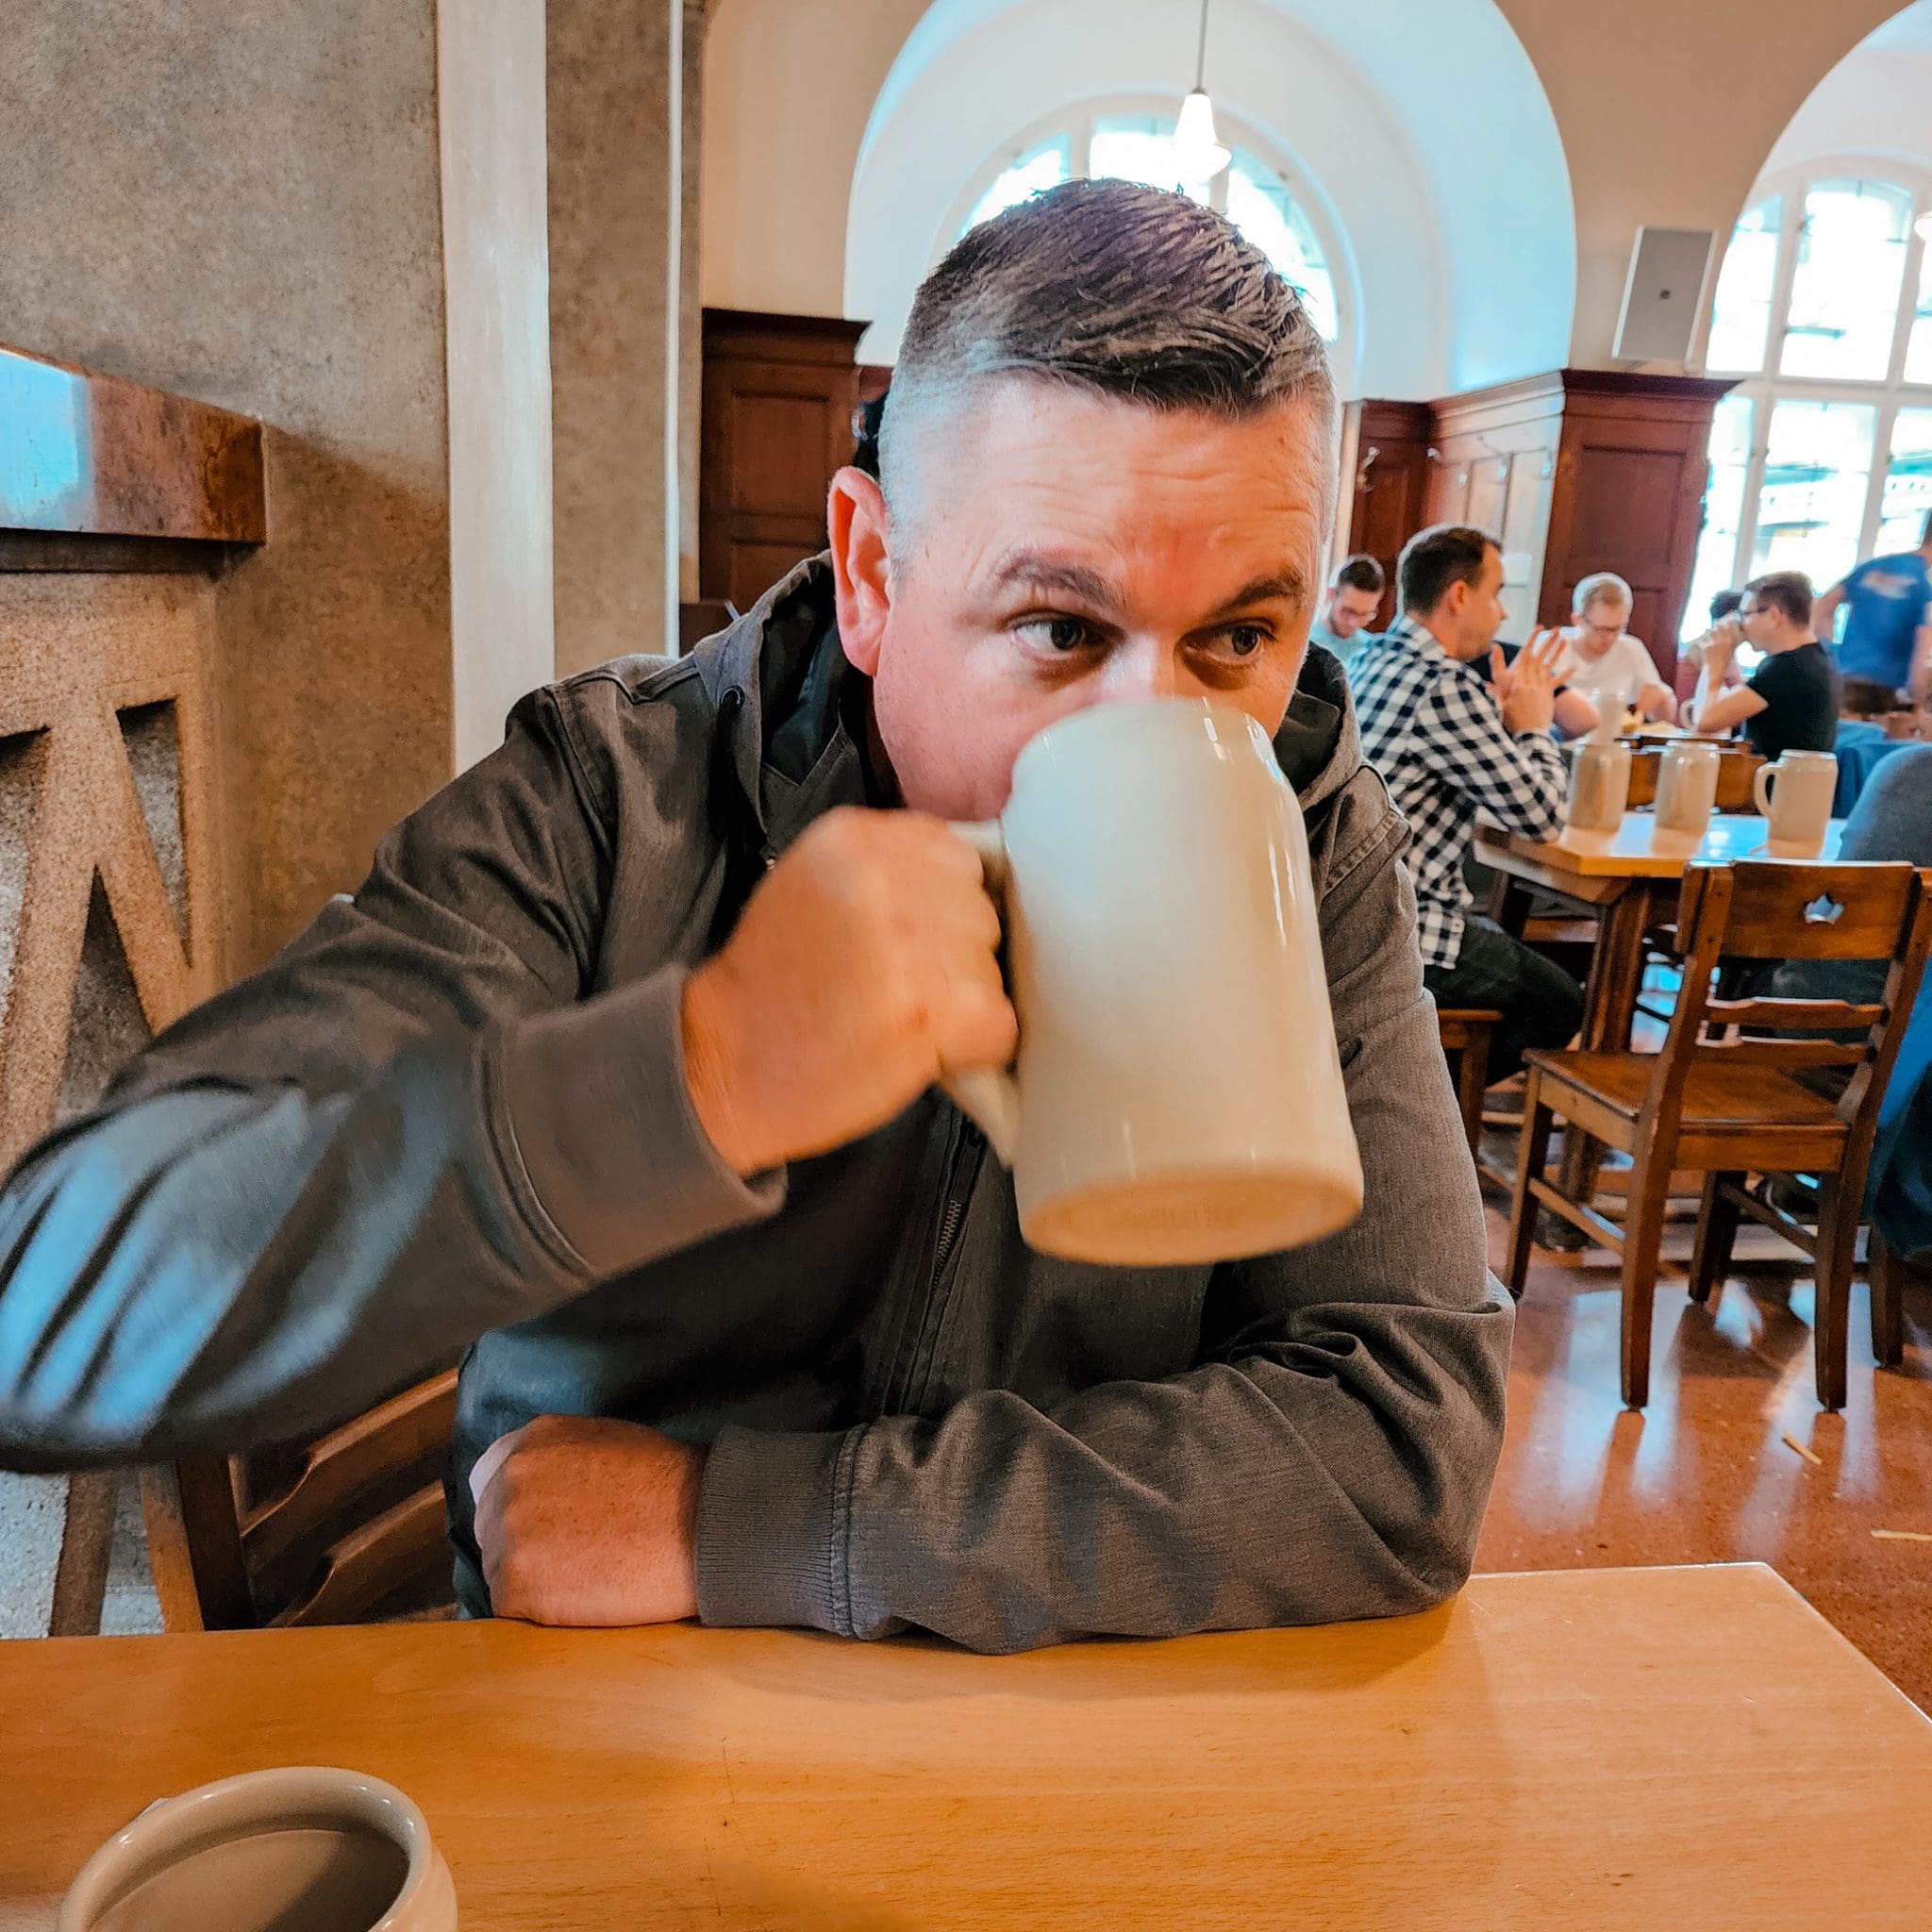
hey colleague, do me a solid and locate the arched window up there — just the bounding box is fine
[949,108,1349,368]
[1690,161,1932,641]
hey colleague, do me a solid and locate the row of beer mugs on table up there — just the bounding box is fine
[1567,737,1835,855]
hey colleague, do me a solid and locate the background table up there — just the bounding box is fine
[1476,814,1846,1195]
[4,1563,1929,1928]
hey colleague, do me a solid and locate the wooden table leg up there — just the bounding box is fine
[1492,875,1537,941]
[1557,881,1654,1203]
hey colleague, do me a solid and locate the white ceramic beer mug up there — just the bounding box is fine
[1754,748,1838,856]
[59,1766,456,1932]
[944,697,1363,1267]
[1565,739,1632,833]
[1654,739,1721,839]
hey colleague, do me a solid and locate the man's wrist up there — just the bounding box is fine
[681,961,758,1175]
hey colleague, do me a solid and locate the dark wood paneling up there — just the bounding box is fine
[0,342,264,571]
[1540,373,1736,683]
[1341,371,1733,668]
[1337,400,1429,629]
[1426,375,1565,645]
[700,308,867,610]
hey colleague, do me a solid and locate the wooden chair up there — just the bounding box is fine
[1504,860,1932,1411]
[141,1367,460,1630]
[1437,1008,1502,1166]
[1870,1231,1931,1368]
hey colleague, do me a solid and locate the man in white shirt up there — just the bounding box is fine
[1548,573,1676,725]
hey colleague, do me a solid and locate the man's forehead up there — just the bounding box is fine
[908,375,1329,497]
[900,378,1330,585]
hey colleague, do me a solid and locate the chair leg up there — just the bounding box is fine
[1455,1031,1491,1162]
[1504,1074,1555,1298]
[1870,1231,1907,1371]
[1812,1175,1857,1413]
[1618,1140,1673,1411]
[1688,1172,1744,1307]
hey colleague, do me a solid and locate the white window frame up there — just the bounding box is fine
[939,97,1362,395]
[1698,155,1932,608]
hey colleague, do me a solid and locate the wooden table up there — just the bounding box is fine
[1475,813,1846,1194]
[4,1564,1929,1928]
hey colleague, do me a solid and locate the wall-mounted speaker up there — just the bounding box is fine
[1612,226,1718,364]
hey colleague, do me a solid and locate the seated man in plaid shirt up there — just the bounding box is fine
[1349,524,1585,1081]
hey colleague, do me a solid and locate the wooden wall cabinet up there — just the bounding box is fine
[699,308,866,611]
[1339,370,1735,680]
[1336,400,1429,633]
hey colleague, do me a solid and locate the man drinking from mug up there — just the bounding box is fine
[0,182,1511,1651]
[1690,570,1840,762]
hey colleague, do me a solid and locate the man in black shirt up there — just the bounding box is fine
[1690,569,1840,763]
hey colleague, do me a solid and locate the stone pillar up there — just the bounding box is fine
[680,0,708,606]
[548,0,687,674]
[439,0,558,769]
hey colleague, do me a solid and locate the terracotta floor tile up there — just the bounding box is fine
[1475,1190,1932,1711]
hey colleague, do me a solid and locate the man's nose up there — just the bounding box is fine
[1103,641,1188,704]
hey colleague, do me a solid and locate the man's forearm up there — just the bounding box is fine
[695,1300,1511,1653]
[0,968,779,1463]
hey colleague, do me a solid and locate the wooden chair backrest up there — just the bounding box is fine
[1650,863,1932,1131]
[142,1367,459,1631]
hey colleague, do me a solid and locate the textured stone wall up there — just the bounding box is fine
[2,0,457,971]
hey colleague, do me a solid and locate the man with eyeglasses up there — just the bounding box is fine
[1690,570,1840,761]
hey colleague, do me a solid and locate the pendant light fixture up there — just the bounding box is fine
[1173,0,1231,184]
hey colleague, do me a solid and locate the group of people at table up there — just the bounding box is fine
[1307,522,1931,1080]
[1307,521,1932,1268]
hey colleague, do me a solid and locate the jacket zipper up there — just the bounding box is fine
[901,1118,983,1413]
[930,1193,968,1288]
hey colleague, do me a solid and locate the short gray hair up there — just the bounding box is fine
[879,178,1335,532]
[1573,571,1633,615]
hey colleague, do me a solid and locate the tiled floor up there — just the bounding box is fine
[1474,1177,1932,1713]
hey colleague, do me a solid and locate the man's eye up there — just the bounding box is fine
[1222,625,1269,659]
[1015,616,1093,655]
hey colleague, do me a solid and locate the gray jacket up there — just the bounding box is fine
[0,559,1512,1652]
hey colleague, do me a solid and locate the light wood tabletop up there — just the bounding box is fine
[1477,811,1845,881]
[4,1562,1929,1928]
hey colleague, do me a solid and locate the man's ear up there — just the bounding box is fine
[828,467,891,676]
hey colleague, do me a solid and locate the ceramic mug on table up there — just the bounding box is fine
[1654,739,1721,840]
[943,697,1363,1267]
[1565,738,1632,833]
[1754,749,1838,856]
[58,1766,456,1932]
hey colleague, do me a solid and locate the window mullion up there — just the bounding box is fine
[1734,383,1771,585]
[1859,399,1897,564]
[1890,202,1927,389]
[1763,176,1806,383]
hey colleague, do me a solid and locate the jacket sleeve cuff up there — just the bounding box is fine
[489,965,784,1279]
[694,1423,858,1633]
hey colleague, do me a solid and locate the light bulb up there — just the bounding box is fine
[1173,88,1230,183]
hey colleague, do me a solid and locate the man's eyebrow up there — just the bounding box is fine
[988,550,1123,608]
[1200,570,1309,619]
